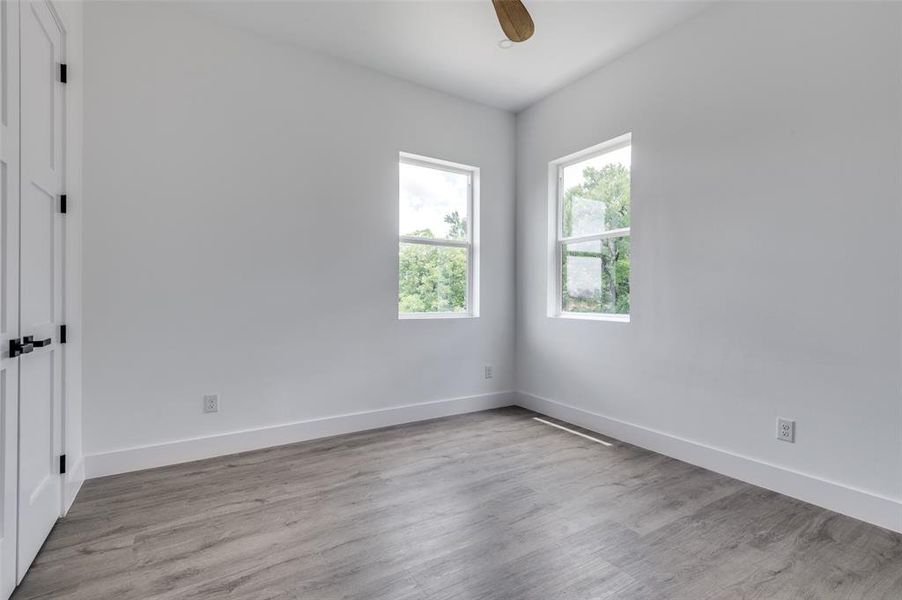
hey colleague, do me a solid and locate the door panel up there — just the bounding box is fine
[20,181,56,327]
[17,0,63,582]
[26,5,52,172]
[0,0,20,596]
[17,349,57,567]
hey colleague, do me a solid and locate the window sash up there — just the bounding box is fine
[399,155,473,245]
[553,140,632,318]
[398,239,474,316]
[399,235,469,248]
[398,153,478,317]
[557,232,630,317]
[559,227,630,246]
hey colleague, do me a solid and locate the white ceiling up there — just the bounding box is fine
[187,1,711,112]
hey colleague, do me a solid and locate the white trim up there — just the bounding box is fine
[45,0,73,523]
[86,391,515,478]
[63,458,84,514]
[399,236,469,248]
[516,391,902,534]
[399,152,474,176]
[560,227,630,245]
[549,134,633,319]
[398,152,479,319]
[81,390,902,534]
[558,312,630,323]
[398,312,476,320]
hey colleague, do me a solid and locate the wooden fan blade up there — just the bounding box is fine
[492,0,535,43]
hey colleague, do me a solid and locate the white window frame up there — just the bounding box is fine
[398,152,480,319]
[548,133,632,322]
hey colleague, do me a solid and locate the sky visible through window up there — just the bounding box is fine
[399,162,469,240]
[562,145,631,195]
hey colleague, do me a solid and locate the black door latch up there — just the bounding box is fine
[23,335,51,348]
[9,338,33,357]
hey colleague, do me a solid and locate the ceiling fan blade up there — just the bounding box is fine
[492,0,535,43]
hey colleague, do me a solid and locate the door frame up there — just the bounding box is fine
[43,0,70,521]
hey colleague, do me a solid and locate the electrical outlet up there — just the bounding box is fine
[203,394,219,413]
[484,365,493,379]
[777,418,795,443]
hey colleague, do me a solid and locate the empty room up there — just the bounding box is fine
[2,0,901,598]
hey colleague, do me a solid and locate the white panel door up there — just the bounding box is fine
[17,0,63,582]
[0,0,21,596]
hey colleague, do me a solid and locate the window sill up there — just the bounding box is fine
[554,312,630,323]
[399,312,478,320]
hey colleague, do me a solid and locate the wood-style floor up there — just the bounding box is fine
[13,407,902,599]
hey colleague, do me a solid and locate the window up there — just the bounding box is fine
[398,153,478,318]
[551,135,631,320]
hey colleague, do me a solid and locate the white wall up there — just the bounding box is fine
[516,2,902,531]
[82,1,515,472]
[83,0,901,532]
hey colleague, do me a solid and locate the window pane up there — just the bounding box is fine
[400,162,469,241]
[399,243,468,313]
[562,236,630,314]
[561,145,630,238]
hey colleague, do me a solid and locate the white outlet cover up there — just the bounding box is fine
[777,418,795,443]
[484,365,493,379]
[204,394,219,413]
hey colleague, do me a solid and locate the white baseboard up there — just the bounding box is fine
[83,389,901,534]
[63,456,85,513]
[86,391,515,478]
[516,391,902,534]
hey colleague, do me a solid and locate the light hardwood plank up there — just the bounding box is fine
[12,408,902,599]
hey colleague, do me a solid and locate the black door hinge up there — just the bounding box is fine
[59,63,67,84]
[59,324,67,344]
[59,455,67,475]
[60,194,67,214]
